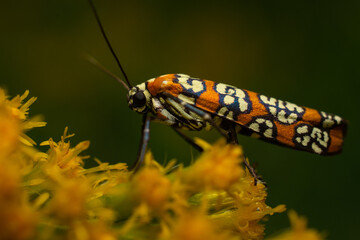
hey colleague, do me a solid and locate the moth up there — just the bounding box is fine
[88,0,347,178]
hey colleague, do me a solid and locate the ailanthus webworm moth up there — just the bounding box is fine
[88,1,347,178]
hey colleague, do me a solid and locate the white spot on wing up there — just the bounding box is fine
[224,95,235,105]
[239,101,248,112]
[265,120,273,127]
[334,115,342,124]
[264,129,273,138]
[278,101,285,109]
[259,95,304,124]
[256,118,265,124]
[249,123,260,132]
[215,83,251,114]
[289,113,298,122]
[294,124,330,154]
[302,136,310,146]
[178,78,204,93]
[297,125,308,134]
[216,83,226,94]
[269,106,277,115]
[312,143,322,154]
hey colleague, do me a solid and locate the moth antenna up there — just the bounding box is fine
[88,0,132,88]
[87,55,130,91]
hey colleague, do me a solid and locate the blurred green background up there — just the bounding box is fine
[1,0,359,239]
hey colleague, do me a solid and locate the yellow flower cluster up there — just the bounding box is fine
[0,88,325,240]
[266,210,325,240]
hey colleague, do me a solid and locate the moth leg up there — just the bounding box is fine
[172,127,204,152]
[243,156,266,186]
[162,92,228,138]
[226,121,239,144]
[130,113,151,173]
[226,121,265,186]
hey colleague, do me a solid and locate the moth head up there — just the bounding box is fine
[127,85,149,113]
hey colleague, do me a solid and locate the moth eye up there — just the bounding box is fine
[132,91,146,108]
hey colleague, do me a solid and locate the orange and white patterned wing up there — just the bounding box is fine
[146,74,347,155]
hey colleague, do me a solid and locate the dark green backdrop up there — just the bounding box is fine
[1,1,359,239]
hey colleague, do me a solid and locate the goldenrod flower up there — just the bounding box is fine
[266,210,325,240]
[0,90,21,156]
[0,89,46,149]
[132,166,172,211]
[48,179,91,221]
[0,142,37,240]
[0,197,37,240]
[0,89,45,240]
[0,160,34,240]
[167,211,233,240]
[0,88,327,240]
[182,138,244,191]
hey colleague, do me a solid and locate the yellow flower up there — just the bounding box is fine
[0,87,329,240]
[0,199,37,240]
[40,127,89,179]
[48,179,91,221]
[266,210,325,240]
[132,166,172,211]
[229,172,286,240]
[0,156,37,240]
[68,221,117,240]
[0,114,20,156]
[178,139,286,240]
[0,91,21,156]
[0,159,21,202]
[0,89,46,147]
[182,139,245,191]
[187,158,286,240]
[167,211,234,240]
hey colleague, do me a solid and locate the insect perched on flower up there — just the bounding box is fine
[88,1,347,178]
